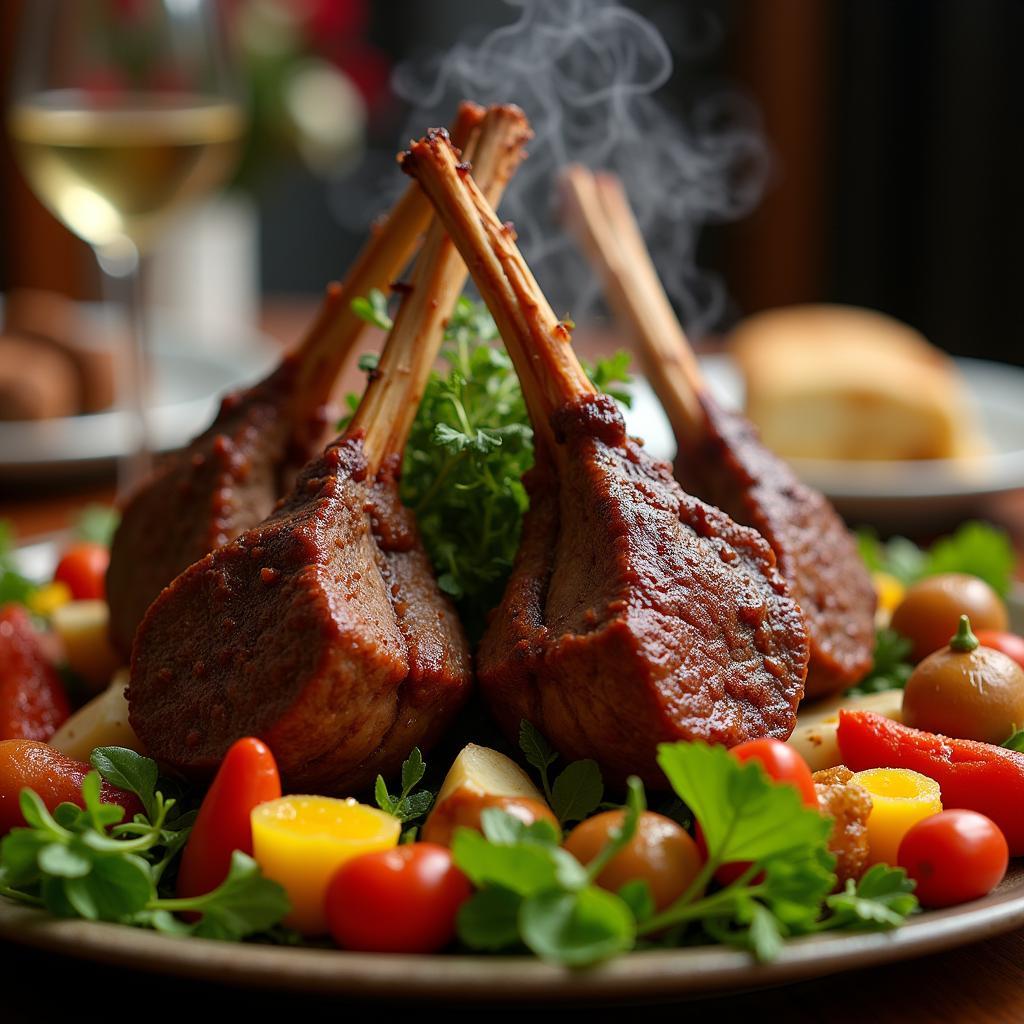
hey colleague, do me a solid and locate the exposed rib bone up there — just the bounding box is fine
[401,132,594,452]
[288,101,485,446]
[352,105,532,472]
[560,165,703,442]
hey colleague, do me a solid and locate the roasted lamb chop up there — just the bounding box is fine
[403,130,809,787]
[129,106,532,792]
[106,104,486,660]
[560,167,875,699]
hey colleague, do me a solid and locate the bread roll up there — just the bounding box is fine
[729,305,986,461]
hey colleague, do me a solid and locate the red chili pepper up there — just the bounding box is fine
[176,737,281,899]
[0,605,71,741]
[837,710,1024,855]
[0,739,143,834]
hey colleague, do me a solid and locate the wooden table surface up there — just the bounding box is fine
[3,301,1024,1020]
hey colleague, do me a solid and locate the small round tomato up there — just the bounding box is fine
[695,740,817,887]
[53,542,109,601]
[325,842,471,953]
[975,630,1024,670]
[422,791,558,847]
[897,810,1008,908]
[729,738,818,808]
[563,810,703,911]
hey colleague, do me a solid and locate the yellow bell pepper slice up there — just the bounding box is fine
[872,571,905,627]
[26,581,72,618]
[852,767,942,866]
[251,796,400,934]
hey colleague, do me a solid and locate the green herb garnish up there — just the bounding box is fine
[518,720,603,825]
[0,746,288,940]
[847,628,914,695]
[375,747,434,829]
[857,521,1014,597]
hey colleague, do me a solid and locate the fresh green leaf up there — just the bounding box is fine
[451,826,563,897]
[401,747,426,793]
[0,520,37,607]
[551,759,603,824]
[37,843,92,879]
[350,289,393,331]
[457,887,523,951]
[657,743,831,867]
[823,864,918,930]
[846,629,914,696]
[519,720,557,773]
[374,748,434,826]
[617,879,654,923]
[519,887,635,966]
[746,903,785,962]
[1003,728,1024,752]
[90,747,159,821]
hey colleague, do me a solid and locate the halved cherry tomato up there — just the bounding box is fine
[897,810,1008,907]
[975,630,1024,670]
[325,842,471,953]
[0,739,142,834]
[54,542,109,601]
[176,737,281,899]
[697,739,818,886]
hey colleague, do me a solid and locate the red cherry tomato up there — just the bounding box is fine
[176,737,281,899]
[897,810,1009,907]
[729,738,818,808]
[975,630,1024,670]
[695,740,817,886]
[325,842,472,953]
[53,542,109,600]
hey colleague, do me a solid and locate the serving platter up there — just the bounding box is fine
[1,864,1023,1002]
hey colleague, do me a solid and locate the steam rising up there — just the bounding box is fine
[371,0,768,333]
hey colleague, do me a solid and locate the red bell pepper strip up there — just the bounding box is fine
[0,739,143,834]
[176,737,281,899]
[838,710,1024,855]
[0,605,71,742]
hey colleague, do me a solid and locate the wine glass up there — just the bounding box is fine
[6,0,244,488]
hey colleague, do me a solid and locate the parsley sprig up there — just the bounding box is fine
[451,739,918,966]
[0,747,288,940]
[375,747,434,837]
[349,294,633,637]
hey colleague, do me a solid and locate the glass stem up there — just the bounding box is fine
[99,240,152,495]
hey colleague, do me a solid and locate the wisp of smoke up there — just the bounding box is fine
[380,0,768,334]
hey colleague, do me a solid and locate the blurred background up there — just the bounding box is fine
[2,0,1020,360]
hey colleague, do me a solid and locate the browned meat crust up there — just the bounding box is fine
[814,765,873,887]
[128,439,472,793]
[478,394,810,787]
[676,399,876,699]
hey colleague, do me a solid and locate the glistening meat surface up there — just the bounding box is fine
[478,396,809,786]
[129,439,470,792]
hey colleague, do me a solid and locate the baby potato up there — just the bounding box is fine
[890,573,1008,662]
[903,616,1024,744]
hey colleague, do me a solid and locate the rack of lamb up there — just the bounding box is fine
[402,130,810,787]
[128,105,532,793]
[560,167,875,699]
[106,104,485,660]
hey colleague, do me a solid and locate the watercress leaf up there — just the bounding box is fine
[40,876,77,918]
[519,887,635,966]
[18,789,57,833]
[0,829,48,884]
[551,759,603,824]
[374,775,395,816]
[657,742,830,866]
[90,747,159,819]
[186,852,290,940]
[52,803,85,830]
[147,908,194,935]
[38,843,92,879]
[451,828,559,897]
[401,747,426,793]
[457,887,523,951]
[550,848,589,892]
[480,807,532,845]
[84,854,154,920]
[617,879,654,923]
[519,720,557,771]
[1003,729,1024,752]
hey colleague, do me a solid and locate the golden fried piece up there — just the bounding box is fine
[814,765,872,887]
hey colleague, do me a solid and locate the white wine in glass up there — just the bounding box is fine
[7,0,244,488]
